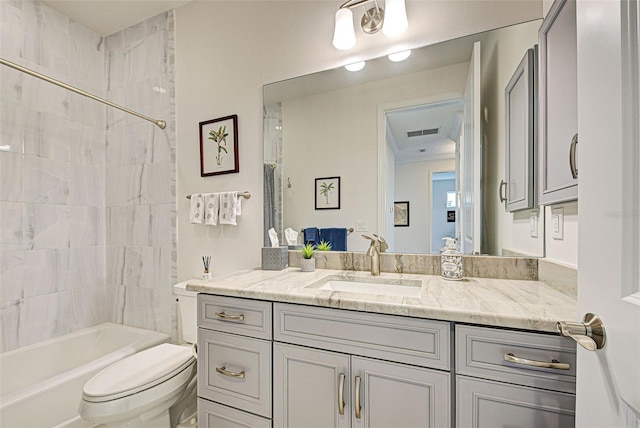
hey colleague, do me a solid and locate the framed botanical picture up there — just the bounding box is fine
[199,115,239,177]
[315,176,340,210]
[394,201,410,227]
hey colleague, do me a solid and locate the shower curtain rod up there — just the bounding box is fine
[0,57,166,129]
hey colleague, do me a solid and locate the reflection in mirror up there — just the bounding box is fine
[264,19,545,257]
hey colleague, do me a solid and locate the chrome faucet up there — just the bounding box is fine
[363,235,385,276]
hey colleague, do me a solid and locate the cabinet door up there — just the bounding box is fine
[457,376,575,428]
[352,356,450,428]
[539,0,578,204]
[504,47,537,212]
[273,343,350,428]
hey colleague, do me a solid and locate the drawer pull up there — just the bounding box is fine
[215,366,246,379]
[504,353,570,370]
[338,373,345,415]
[354,376,362,419]
[215,311,245,321]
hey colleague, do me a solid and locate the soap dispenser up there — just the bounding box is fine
[441,237,463,281]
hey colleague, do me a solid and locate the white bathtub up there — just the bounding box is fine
[0,323,169,427]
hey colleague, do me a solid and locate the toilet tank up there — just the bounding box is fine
[174,281,198,344]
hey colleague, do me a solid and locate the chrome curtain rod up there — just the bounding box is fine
[0,57,166,129]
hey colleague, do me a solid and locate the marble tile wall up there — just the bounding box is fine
[104,11,177,337]
[0,1,177,352]
[0,0,108,352]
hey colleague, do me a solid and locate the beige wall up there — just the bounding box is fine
[174,1,543,280]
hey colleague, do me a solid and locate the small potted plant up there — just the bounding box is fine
[316,240,332,251]
[300,243,316,272]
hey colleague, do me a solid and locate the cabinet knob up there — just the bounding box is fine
[557,313,605,351]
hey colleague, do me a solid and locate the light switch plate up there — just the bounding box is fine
[356,220,368,232]
[552,207,564,240]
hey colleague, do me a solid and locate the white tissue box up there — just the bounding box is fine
[261,246,289,270]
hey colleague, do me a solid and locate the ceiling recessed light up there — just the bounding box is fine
[345,61,366,72]
[388,50,412,62]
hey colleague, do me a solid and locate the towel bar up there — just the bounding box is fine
[186,191,251,199]
[301,227,354,235]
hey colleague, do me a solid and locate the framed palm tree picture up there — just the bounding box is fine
[315,176,340,210]
[199,114,239,177]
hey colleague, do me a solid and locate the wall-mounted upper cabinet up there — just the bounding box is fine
[503,46,538,212]
[538,0,578,205]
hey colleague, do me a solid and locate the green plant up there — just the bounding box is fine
[301,243,315,259]
[208,126,228,166]
[316,240,332,251]
[319,181,335,204]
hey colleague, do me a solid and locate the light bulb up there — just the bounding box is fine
[333,8,356,50]
[388,50,411,62]
[345,61,366,72]
[382,0,408,36]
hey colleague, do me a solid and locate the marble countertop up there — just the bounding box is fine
[186,268,578,333]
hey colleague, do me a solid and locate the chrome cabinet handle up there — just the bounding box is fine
[215,311,245,321]
[354,376,362,419]
[499,180,507,203]
[557,313,606,351]
[215,366,246,379]
[338,373,345,415]
[569,133,579,179]
[504,353,570,370]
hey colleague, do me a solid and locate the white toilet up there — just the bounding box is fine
[79,282,199,427]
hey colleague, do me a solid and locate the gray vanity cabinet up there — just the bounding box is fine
[538,0,578,204]
[273,303,451,428]
[197,295,273,428]
[503,47,537,212]
[455,325,576,427]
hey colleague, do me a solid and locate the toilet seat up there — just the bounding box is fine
[79,343,197,425]
[83,343,195,402]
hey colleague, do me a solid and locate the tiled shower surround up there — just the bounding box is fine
[0,0,176,352]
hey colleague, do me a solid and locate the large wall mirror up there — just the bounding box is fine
[264,19,545,257]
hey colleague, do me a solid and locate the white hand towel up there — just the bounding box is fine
[219,191,238,225]
[204,193,220,226]
[189,194,204,224]
[235,194,242,216]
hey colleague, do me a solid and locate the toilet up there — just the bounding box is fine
[79,282,198,427]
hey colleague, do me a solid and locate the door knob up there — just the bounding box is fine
[557,313,606,351]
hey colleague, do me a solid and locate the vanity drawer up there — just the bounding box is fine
[198,294,272,340]
[198,329,272,418]
[456,325,576,393]
[198,399,271,428]
[274,303,450,370]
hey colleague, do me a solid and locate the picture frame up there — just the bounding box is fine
[394,201,410,227]
[315,176,340,210]
[199,114,239,177]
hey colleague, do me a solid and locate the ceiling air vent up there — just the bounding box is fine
[407,128,439,138]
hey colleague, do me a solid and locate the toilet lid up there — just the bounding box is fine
[83,343,195,401]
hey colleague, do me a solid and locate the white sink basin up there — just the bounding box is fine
[308,275,422,298]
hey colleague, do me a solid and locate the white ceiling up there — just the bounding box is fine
[387,99,463,164]
[42,0,193,36]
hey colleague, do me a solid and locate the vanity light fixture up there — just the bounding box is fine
[387,49,411,62]
[332,0,408,50]
[345,61,366,71]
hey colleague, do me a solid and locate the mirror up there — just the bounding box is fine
[264,19,544,256]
